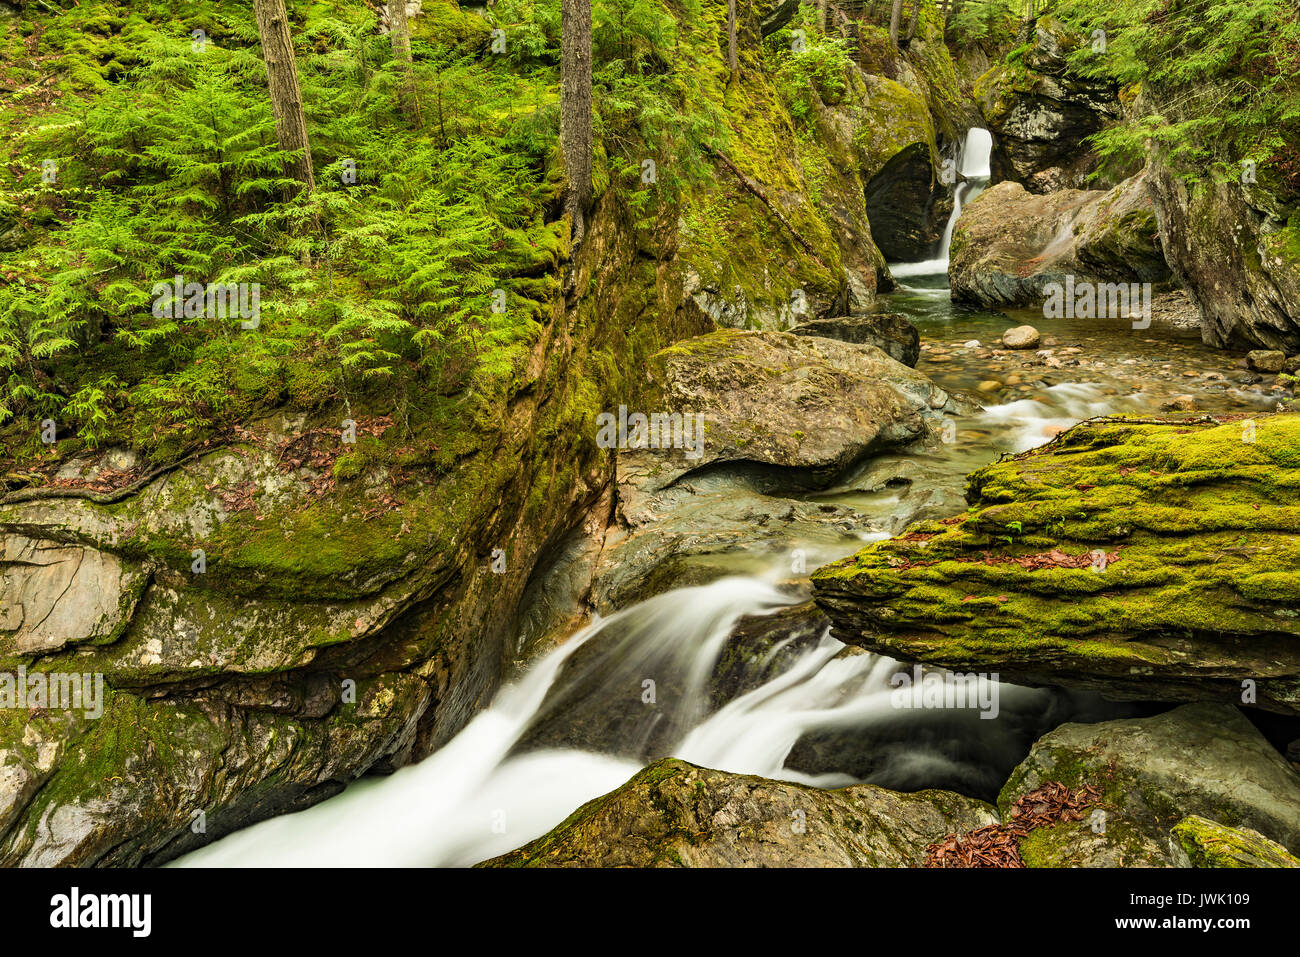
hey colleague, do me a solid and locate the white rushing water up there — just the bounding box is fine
[890,127,993,279]
[980,381,1134,453]
[173,571,1062,868]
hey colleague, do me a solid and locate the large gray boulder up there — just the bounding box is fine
[791,313,921,367]
[949,172,1170,308]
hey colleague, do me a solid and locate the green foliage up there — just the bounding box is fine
[0,0,776,470]
[0,0,562,465]
[950,0,1023,44]
[765,8,855,125]
[1050,0,1300,190]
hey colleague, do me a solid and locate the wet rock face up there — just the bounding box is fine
[478,758,998,867]
[864,142,950,262]
[948,172,1170,308]
[810,415,1300,714]
[0,443,448,866]
[976,16,1121,193]
[815,68,945,264]
[791,313,921,367]
[999,705,1300,865]
[1145,149,1300,352]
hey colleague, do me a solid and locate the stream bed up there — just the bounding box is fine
[172,264,1276,868]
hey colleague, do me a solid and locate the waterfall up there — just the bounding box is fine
[891,128,993,280]
[172,565,1126,868]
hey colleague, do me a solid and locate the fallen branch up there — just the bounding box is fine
[1,451,206,506]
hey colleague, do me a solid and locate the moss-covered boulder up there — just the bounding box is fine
[948,172,1170,308]
[999,705,1300,864]
[1169,815,1300,868]
[810,414,1300,712]
[478,757,997,867]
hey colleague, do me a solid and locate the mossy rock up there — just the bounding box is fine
[478,757,997,867]
[811,414,1300,713]
[999,704,1300,864]
[1170,815,1300,868]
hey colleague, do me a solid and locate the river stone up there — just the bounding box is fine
[1247,350,1286,373]
[949,172,1170,308]
[1169,815,1300,868]
[478,758,998,867]
[791,313,921,367]
[1000,704,1300,863]
[1001,325,1041,350]
[810,415,1300,713]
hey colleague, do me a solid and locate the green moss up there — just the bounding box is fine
[1172,815,1300,868]
[813,416,1300,686]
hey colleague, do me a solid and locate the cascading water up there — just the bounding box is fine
[167,123,1276,871]
[891,127,992,279]
[172,571,1131,867]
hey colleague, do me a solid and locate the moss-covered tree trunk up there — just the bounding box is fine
[727,0,738,82]
[906,0,921,42]
[253,0,314,192]
[889,0,904,46]
[561,0,593,245]
[388,0,420,124]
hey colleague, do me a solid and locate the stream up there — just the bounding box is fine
[172,130,1279,868]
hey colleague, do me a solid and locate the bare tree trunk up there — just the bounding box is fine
[946,0,964,31]
[889,0,905,46]
[727,0,738,82]
[253,0,314,192]
[905,0,921,42]
[561,0,593,245]
[388,0,420,123]
[817,0,827,32]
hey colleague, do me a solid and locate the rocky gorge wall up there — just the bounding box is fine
[0,0,990,866]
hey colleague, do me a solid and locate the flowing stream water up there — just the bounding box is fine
[173,129,1281,868]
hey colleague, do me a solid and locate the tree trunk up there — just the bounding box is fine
[817,0,827,32]
[560,0,593,245]
[727,0,738,82]
[253,0,314,192]
[389,0,412,65]
[888,0,905,46]
[946,0,963,31]
[905,0,921,42]
[388,0,420,123]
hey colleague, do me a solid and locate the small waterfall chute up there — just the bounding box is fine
[890,127,992,280]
